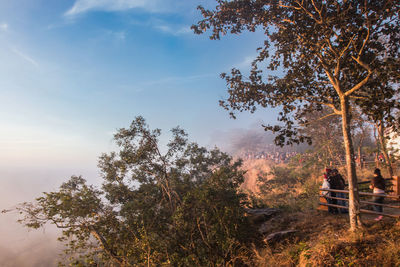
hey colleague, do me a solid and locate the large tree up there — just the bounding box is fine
[193,0,400,230]
[9,117,254,266]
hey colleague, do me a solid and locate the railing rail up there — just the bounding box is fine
[318,177,400,218]
[320,188,400,199]
[318,202,400,218]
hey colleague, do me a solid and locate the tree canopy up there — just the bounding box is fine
[14,117,255,266]
[193,0,400,230]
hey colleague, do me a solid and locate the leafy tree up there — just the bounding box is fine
[299,106,344,166]
[193,0,400,230]
[12,117,255,266]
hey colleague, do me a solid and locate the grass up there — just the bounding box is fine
[252,210,400,267]
[242,159,400,266]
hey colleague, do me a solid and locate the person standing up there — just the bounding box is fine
[324,168,338,214]
[331,169,347,214]
[370,168,386,221]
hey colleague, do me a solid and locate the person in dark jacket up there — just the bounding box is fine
[331,169,347,213]
[325,168,338,214]
[370,168,385,221]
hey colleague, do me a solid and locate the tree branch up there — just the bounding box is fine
[344,71,372,97]
[89,225,125,266]
[300,112,340,126]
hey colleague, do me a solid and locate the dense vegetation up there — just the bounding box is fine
[15,117,256,266]
[10,117,400,266]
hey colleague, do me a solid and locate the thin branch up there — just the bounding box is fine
[293,96,341,115]
[300,112,340,126]
[295,0,322,24]
[339,34,356,58]
[358,25,370,58]
[351,55,372,73]
[311,0,323,21]
[349,95,368,100]
[278,4,301,10]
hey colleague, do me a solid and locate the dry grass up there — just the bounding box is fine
[241,160,400,266]
[252,210,400,267]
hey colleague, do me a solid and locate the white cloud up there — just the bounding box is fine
[11,47,39,68]
[0,23,8,32]
[65,0,165,17]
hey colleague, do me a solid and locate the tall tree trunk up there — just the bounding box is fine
[376,123,394,177]
[340,97,362,231]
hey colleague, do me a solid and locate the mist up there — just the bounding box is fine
[0,167,100,266]
[209,124,308,157]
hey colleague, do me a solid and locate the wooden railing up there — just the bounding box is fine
[319,177,400,218]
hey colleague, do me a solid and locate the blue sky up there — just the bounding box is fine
[0,0,278,180]
[0,1,281,257]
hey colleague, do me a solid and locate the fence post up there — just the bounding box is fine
[391,176,400,199]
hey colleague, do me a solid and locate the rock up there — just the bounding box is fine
[264,230,298,242]
[258,221,273,234]
[246,208,280,224]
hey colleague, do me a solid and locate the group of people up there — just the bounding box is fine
[321,168,347,214]
[322,167,386,221]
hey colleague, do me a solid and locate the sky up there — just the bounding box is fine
[0,1,278,260]
[0,0,277,175]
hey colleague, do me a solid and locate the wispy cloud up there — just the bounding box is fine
[237,55,256,69]
[11,47,39,68]
[110,30,126,41]
[154,24,191,36]
[140,73,214,87]
[65,0,165,17]
[0,23,8,32]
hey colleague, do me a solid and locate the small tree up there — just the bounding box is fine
[193,0,400,230]
[9,117,254,266]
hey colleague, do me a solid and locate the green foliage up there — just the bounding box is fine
[15,117,255,266]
